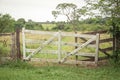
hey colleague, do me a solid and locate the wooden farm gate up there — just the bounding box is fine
[22,28,100,64]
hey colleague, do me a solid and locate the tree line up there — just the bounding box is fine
[0,14,43,33]
[0,13,109,33]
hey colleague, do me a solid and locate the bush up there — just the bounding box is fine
[107,49,120,68]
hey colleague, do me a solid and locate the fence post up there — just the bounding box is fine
[22,28,26,59]
[75,32,78,65]
[10,33,16,59]
[16,27,21,59]
[95,33,100,64]
[58,31,61,62]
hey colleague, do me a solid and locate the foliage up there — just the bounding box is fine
[51,22,108,31]
[52,3,77,21]
[52,3,87,31]
[0,14,15,33]
[84,0,120,63]
[0,14,44,33]
[109,50,120,68]
[84,0,120,28]
[0,13,109,33]
[25,19,43,30]
[15,18,26,29]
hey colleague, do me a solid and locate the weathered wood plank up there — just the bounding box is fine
[95,34,100,63]
[10,33,16,59]
[99,38,113,43]
[62,42,96,48]
[22,28,26,59]
[99,48,111,57]
[58,31,61,61]
[75,53,95,57]
[61,33,96,38]
[16,28,21,59]
[25,39,44,44]
[25,39,96,48]
[0,33,12,36]
[26,49,58,54]
[24,29,58,35]
[100,47,113,52]
[84,30,107,35]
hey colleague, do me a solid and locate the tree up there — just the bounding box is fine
[84,0,120,62]
[53,3,77,22]
[52,3,88,62]
[25,19,34,29]
[52,3,87,31]
[0,14,15,33]
[25,19,43,30]
[34,22,43,30]
[15,18,26,29]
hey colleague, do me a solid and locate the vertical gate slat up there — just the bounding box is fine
[95,34,100,63]
[22,28,26,59]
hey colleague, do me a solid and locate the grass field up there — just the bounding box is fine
[0,61,120,80]
[42,24,56,30]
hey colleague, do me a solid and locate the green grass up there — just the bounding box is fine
[0,63,120,80]
[42,24,56,30]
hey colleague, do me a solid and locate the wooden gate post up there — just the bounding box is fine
[95,33,100,64]
[22,28,26,59]
[16,27,21,59]
[10,33,16,59]
[58,31,61,62]
[75,32,78,65]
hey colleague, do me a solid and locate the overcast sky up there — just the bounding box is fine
[0,0,85,22]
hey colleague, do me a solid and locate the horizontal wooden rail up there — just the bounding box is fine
[99,48,111,57]
[61,33,96,38]
[25,29,58,35]
[99,38,113,43]
[84,30,107,35]
[100,47,113,52]
[0,33,12,36]
[25,39,96,48]
[26,49,58,54]
[76,53,95,57]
